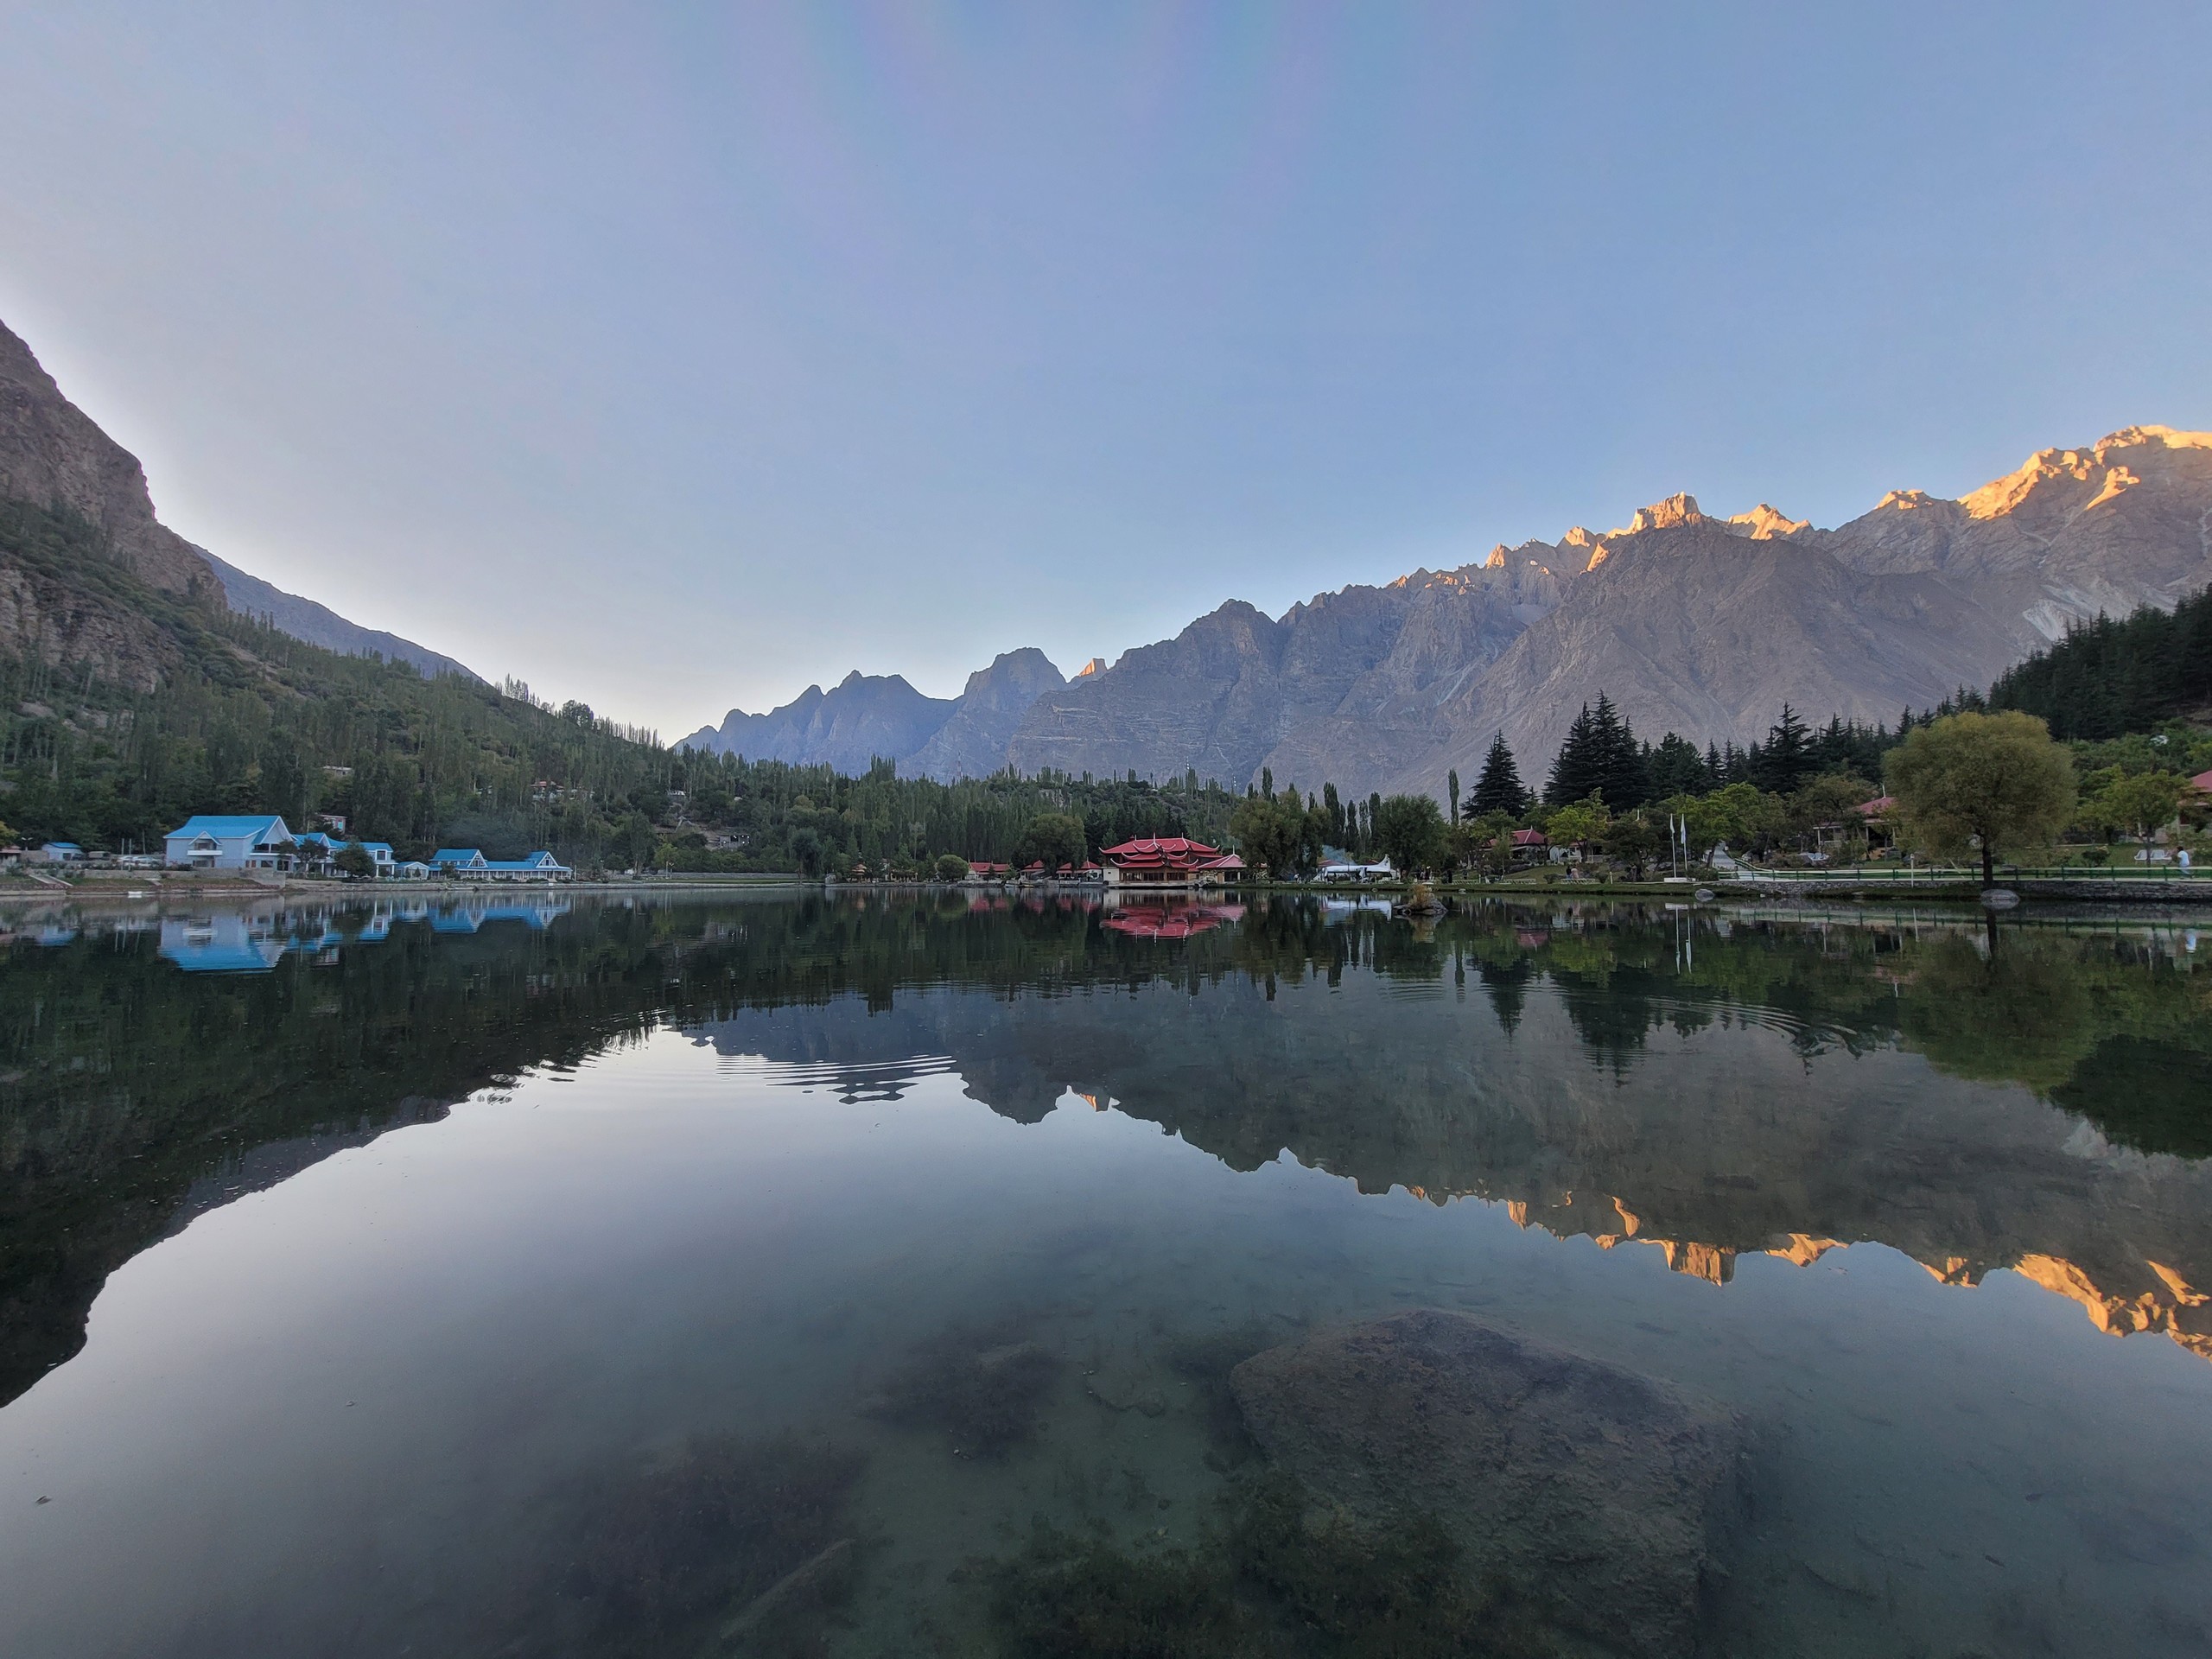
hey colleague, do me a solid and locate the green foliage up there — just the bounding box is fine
[331,842,376,880]
[1228,785,1325,878]
[1015,811,1090,872]
[1372,793,1449,876]
[2081,768,2190,840]
[1885,710,2076,883]
[1990,585,2212,739]
[933,852,971,882]
[1467,733,1530,819]
[1543,795,1610,855]
[1545,694,1646,807]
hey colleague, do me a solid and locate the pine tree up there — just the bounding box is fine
[1447,767,1460,823]
[1755,702,1814,793]
[1587,692,1649,807]
[1545,704,1600,804]
[1470,733,1530,817]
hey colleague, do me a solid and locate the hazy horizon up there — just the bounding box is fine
[3,3,2208,734]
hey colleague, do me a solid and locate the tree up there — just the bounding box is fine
[1469,734,1530,819]
[1014,811,1088,873]
[1546,795,1611,860]
[1884,710,2075,886]
[932,852,970,882]
[1228,787,1327,878]
[1546,693,1645,807]
[333,842,377,880]
[1446,768,1460,824]
[1465,810,1519,880]
[1373,793,1449,876]
[2090,769,2190,842]
[618,810,658,871]
[1601,809,1669,880]
[1645,733,1711,798]
[1755,703,1815,794]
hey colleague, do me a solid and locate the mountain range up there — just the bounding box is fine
[6,309,2207,796]
[684,425,2212,794]
[0,318,479,686]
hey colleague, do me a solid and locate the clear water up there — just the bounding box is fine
[2,892,2209,1656]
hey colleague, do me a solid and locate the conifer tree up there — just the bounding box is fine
[1470,733,1531,818]
[1545,704,1600,804]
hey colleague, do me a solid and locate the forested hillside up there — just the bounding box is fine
[0,501,1236,870]
[1990,587,2212,740]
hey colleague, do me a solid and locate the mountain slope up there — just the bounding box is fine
[0,316,479,683]
[199,550,480,682]
[680,671,957,772]
[905,649,1065,780]
[0,319,213,598]
[1001,429,2212,796]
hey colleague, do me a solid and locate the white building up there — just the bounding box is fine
[163,816,295,871]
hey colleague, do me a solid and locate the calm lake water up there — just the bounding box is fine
[2,891,2209,1657]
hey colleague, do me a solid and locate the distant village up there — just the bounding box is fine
[2,814,573,881]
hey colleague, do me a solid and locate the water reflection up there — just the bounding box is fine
[3,891,2212,1654]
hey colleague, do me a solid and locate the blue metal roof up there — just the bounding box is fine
[430,848,485,863]
[166,816,288,840]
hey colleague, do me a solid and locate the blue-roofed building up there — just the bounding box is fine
[35,841,86,863]
[482,851,571,881]
[164,816,295,871]
[295,833,397,876]
[430,848,488,874]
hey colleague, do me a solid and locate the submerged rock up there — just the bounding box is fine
[1229,1309,1745,1659]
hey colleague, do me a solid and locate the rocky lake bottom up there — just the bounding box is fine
[1,891,2209,1656]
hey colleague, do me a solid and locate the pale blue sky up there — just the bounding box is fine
[2,3,2207,734]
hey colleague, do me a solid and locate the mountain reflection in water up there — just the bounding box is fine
[2,891,2210,1656]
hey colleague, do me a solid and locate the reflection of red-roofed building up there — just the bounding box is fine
[1101,901,1245,938]
[1098,836,1245,888]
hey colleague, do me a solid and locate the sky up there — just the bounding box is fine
[1,3,2208,737]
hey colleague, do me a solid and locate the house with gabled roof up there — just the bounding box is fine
[430,848,489,874]
[164,816,295,871]
[1098,836,1245,888]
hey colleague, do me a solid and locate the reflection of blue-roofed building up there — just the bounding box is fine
[165,816,295,871]
[159,915,288,973]
[429,899,572,933]
[430,849,488,874]
[34,924,79,946]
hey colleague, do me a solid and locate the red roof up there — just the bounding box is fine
[2191,770,2212,794]
[1101,902,1244,939]
[1854,795,1897,817]
[1510,829,1548,846]
[1099,836,1240,874]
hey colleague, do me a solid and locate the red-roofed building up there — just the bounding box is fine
[2190,770,2212,797]
[1098,836,1246,888]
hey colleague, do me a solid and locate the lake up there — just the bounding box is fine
[2,890,2209,1656]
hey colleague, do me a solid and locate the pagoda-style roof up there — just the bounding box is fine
[1099,836,1241,873]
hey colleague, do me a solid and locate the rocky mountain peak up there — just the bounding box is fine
[1723,504,1809,540]
[1615,493,1707,535]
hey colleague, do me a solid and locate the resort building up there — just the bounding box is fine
[163,816,296,871]
[429,848,571,881]
[1097,836,1245,888]
[35,842,86,864]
